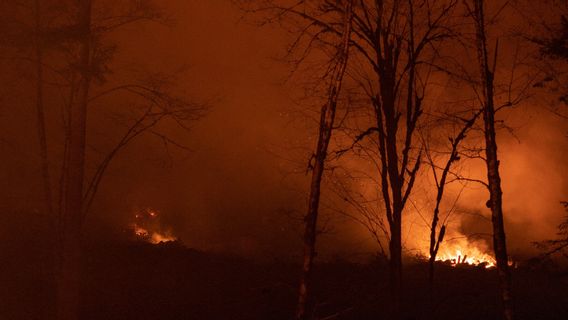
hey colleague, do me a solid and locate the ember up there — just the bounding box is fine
[436,249,496,268]
[131,208,176,244]
[435,240,496,268]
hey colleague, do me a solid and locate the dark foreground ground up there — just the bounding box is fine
[2,239,568,320]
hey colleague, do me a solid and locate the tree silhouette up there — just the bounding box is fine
[296,4,353,319]
[470,0,514,318]
[2,1,204,319]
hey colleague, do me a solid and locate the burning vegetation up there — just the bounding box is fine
[434,243,496,268]
[130,208,176,244]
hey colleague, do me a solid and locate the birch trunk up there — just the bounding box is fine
[295,2,352,319]
[473,1,514,319]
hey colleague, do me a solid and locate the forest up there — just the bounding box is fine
[0,0,567,319]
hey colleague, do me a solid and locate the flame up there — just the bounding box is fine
[130,208,176,244]
[134,225,149,237]
[132,225,175,244]
[149,230,176,244]
[434,239,496,268]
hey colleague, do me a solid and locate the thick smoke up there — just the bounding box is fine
[1,0,566,262]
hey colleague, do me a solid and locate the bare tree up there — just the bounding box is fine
[241,1,458,315]
[0,0,65,224]
[82,78,204,217]
[332,2,458,313]
[424,109,481,290]
[296,2,353,319]
[470,1,514,319]
[56,2,92,319]
[32,0,55,221]
[12,1,205,319]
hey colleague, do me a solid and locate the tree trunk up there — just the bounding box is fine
[295,2,352,319]
[427,110,479,291]
[56,1,92,319]
[389,210,402,316]
[33,3,56,318]
[473,1,514,319]
[56,226,81,320]
[428,225,444,290]
[382,72,406,318]
[34,0,53,220]
[296,147,327,320]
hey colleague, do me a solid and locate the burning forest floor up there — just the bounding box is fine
[2,240,568,320]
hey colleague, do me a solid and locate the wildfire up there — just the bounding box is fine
[436,249,496,268]
[131,208,176,244]
[149,230,176,244]
[434,239,496,268]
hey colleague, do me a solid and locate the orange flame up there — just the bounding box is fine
[131,208,176,244]
[434,239,496,268]
[133,224,176,244]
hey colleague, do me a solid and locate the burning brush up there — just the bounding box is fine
[436,248,496,268]
[433,237,497,268]
[130,208,176,244]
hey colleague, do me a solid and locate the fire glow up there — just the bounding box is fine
[434,239,496,268]
[131,208,176,244]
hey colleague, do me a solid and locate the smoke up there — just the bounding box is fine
[387,106,563,252]
[0,0,567,263]
[80,0,308,257]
